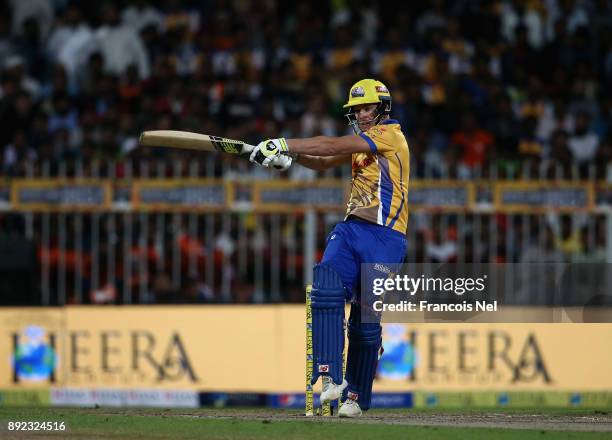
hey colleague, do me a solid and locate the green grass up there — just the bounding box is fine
[0,407,610,440]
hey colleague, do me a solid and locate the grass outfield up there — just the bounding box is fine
[0,407,611,439]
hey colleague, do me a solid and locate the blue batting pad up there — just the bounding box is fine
[310,263,346,386]
[342,322,381,411]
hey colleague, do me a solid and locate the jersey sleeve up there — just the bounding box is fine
[359,125,400,154]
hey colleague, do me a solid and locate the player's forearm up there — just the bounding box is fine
[287,135,368,156]
[286,137,338,156]
[295,154,330,171]
[295,154,350,171]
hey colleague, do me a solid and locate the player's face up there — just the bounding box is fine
[353,104,378,132]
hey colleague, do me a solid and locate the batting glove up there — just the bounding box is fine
[250,138,289,167]
[270,153,293,171]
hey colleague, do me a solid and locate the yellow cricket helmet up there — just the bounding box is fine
[343,78,392,109]
[343,79,392,134]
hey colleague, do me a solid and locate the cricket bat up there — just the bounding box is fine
[139,130,254,155]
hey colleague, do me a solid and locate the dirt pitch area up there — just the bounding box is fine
[2,407,612,439]
[139,408,612,432]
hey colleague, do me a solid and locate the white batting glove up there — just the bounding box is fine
[250,138,289,167]
[270,154,293,171]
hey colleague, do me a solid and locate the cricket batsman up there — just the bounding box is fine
[251,79,409,417]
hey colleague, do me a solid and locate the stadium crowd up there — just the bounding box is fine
[0,0,611,304]
[1,0,611,179]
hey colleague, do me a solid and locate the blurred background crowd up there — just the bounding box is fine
[0,0,611,305]
[1,0,612,178]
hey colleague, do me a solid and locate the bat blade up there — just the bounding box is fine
[139,130,252,155]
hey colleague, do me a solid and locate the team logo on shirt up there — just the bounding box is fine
[352,155,375,170]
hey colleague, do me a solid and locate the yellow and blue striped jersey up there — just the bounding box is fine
[345,120,410,234]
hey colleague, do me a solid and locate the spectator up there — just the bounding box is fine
[325,25,362,70]
[375,29,415,81]
[441,18,474,75]
[416,0,446,36]
[94,3,150,79]
[2,131,35,175]
[500,24,538,82]
[561,0,591,34]
[0,89,35,148]
[9,0,54,41]
[13,16,50,82]
[451,112,494,173]
[300,96,336,138]
[120,0,164,33]
[425,215,457,263]
[47,92,80,148]
[516,116,545,176]
[46,5,96,86]
[537,98,574,142]
[544,129,573,178]
[501,0,546,49]
[488,93,520,154]
[568,111,599,167]
[1,55,41,98]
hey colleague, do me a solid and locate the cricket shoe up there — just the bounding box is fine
[338,398,362,418]
[319,377,348,405]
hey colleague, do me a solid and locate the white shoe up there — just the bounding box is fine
[338,398,362,418]
[320,377,348,404]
